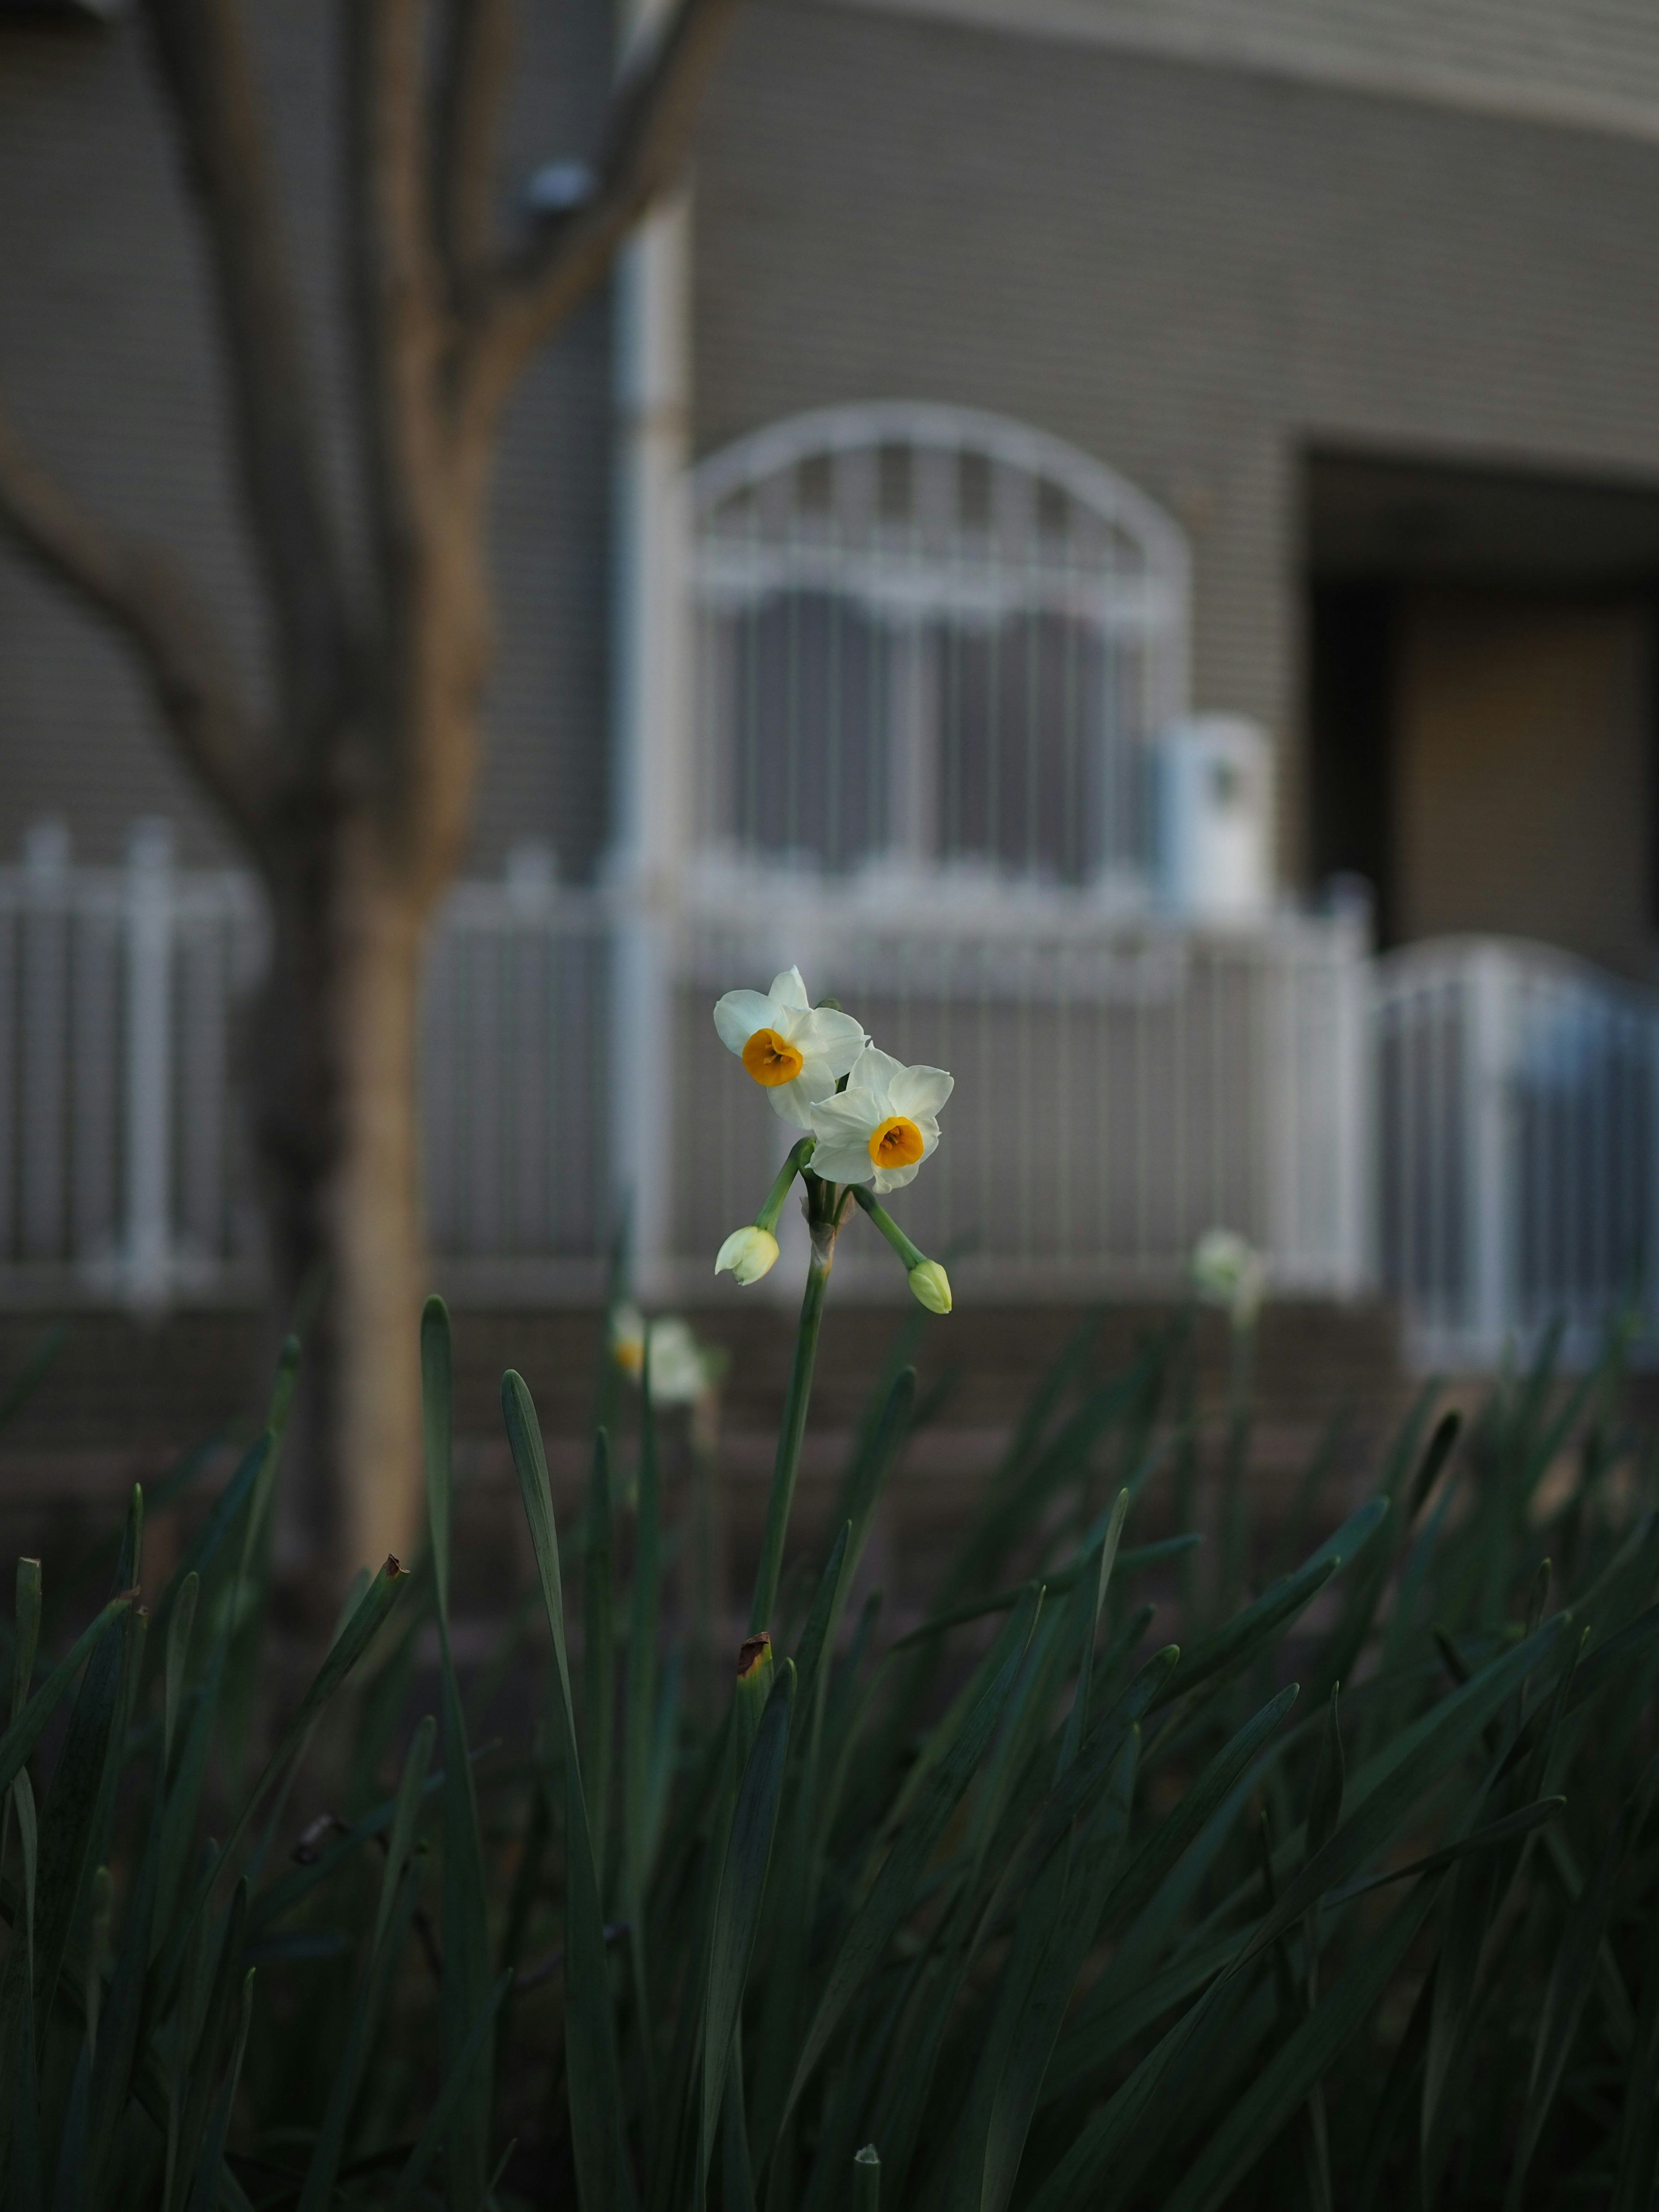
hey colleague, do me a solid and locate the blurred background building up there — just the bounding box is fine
[3,0,1659,1375]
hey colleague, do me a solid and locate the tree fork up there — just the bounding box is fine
[0,0,744,1588]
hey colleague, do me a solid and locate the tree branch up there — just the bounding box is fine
[140,0,356,747]
[0,399,269,847]
[465,0,742,420]
[344,0,450,572]
[433,0,516,290]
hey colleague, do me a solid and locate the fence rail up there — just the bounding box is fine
[23,824,1656,1367]
[1374,937,1659,1367]
[649,881,1367,1301]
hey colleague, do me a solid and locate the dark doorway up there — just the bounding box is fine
[1304,451,1659,976]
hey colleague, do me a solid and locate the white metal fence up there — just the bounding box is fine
[1374,938,1659,1367]
[0,822,266,1306]
[13,824,1659,1363]
[654,879,1368,1300]
[0,823,1368,1313]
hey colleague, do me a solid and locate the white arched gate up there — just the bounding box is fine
[609,404,1369,1300]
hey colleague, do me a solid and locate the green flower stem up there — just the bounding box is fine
[748,1173,843,1633]
[1217,1313,1256,1619]
[756,1136,817,1235]
[749,1247,829,1634]
[851,1186,925,1270]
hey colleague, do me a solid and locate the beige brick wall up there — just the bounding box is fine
[0,2,617,879]
[829,0,1659,144]
[692,0,1659,881]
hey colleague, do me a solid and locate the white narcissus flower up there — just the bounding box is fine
[642,1317,717,1407]
[609,1300,646,1376]
[713,966,867,1131]
[611,1303,719,1405]
[1191,1227,1267,1328]
[807,1046,953,1194]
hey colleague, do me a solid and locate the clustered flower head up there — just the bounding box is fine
[712,966,955,1313]
[610,1302,723,1406]
[1190,1227,1267,1330]
[712,966,867,1131]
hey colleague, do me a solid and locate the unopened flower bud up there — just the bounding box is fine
[907,1259,952,1315]
[715,1224,780,1286]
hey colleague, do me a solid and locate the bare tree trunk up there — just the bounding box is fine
[0,0,743,1592]
[330,871,428,1570]
[257,819,430,1574]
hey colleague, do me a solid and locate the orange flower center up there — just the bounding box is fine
[868,1115,924,1169]
[741,1027,805,1087]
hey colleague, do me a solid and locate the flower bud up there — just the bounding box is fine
[1191,1227,1265,1328]
[715,1224,780,1286]
[907,1259,952,1315]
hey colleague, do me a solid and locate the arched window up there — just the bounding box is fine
[689,403,1189,896]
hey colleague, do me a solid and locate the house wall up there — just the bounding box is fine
[826,0,1659,145]
[0,2,617,880]
[690,0,1659,884]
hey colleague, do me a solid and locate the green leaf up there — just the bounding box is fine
[1058,1487,1129,1773]
[1510,1746,1659,2202]
[978,1642,1180,1942]
[1156,1877,1443,2212]
[1099,1683,1300,1970]
[166,1881,247,2212]
[782,1588,1042,2130]
[700,1662,796,2188]
[5,1769,39,2212]
[184,1969,254,2212]
[972,1729,1140,2212]
[854,2142,880,2211]
[1306,1683,1345,1860]
[626,1338,663,2101]
[422,1297,455,1625]
[502,1371,579,1748]
[423,1297,493,2212]
[793,1522,852,1726]
[502,1369,631,2212]
[29,1506,140,2050]
[11,1559,40,1720]
[1154,1497,1388,1713]
[295,1857,422,2212]
[156,1557,407,2017]
[221,1555,408,1878]
[1328,1796,1564,1906]
[164,1571,197,1774]
[583,1430,616,1879]
[0,1596,133,1807]
[889,1536,1197,1653]
[385,1971,514,2212]
[1234,1615,1572,1982]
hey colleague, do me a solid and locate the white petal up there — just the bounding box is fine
[810,1137,876,1184]
[847,1043,906,1093]
[810,1087,882,1144]
[887,1064,954,1119]
[872,1160,920,1193]
[788,1005,868,1073]
[769,966,810,1009]
[714,989,779,1056]
[766,1076,820,1131]
[780,1052,844,1107]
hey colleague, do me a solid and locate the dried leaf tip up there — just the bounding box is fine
[737,1631,771,1679]
[385,1554,404,1577]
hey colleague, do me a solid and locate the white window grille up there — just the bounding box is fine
[689,403,1189,900]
